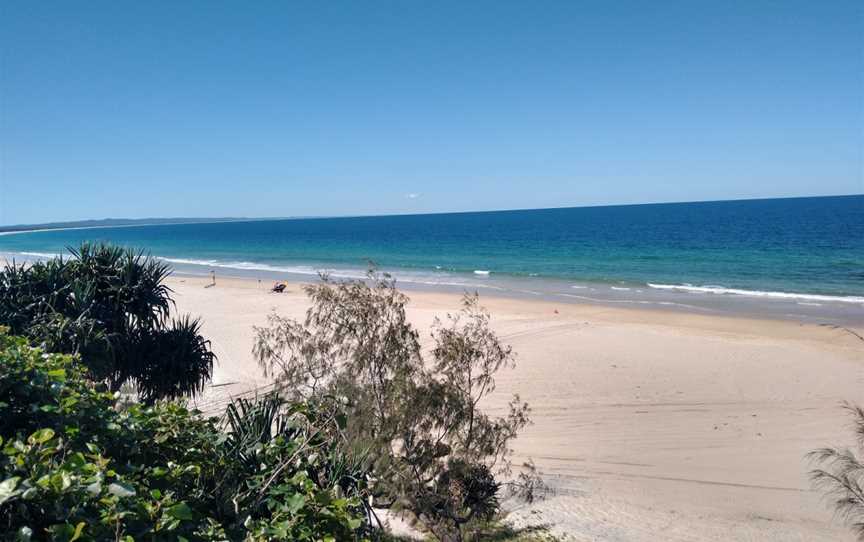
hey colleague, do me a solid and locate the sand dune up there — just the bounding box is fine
[169,274,863,541]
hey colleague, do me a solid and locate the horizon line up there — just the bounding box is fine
[1,192,860,232]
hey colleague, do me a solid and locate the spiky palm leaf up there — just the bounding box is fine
[132,315,215,402]
[0,243,215,402]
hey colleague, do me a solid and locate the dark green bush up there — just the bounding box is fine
[0,243,214,402]
[0,328,370,541]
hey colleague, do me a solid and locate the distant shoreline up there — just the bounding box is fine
[3,193,860,234]
[0,217,274,235]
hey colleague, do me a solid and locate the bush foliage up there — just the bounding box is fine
[0,243,214,402]
[0,328,370,541]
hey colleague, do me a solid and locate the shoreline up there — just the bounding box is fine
[172,273,864,346]
[3,250,861,326]
[170,264,864,327]
[11,249,863,326]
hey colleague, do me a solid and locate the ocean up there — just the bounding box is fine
[1,195,862,323]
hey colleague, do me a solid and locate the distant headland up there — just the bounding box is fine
[0,217,279,234]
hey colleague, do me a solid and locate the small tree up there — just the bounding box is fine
[0,243,214,402]
[253,272,542,541]
[810,403,864,540]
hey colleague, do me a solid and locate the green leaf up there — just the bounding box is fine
[108,482,136,498]
[28,428,54,444]
[335,413,348,430]
[0,477,20,504]
[57,472,72,491]
[166,502,194,521]
[47,368,66,381]
[286,493,305,514]
[16,526,32,542]
[70,522,85,542]
[66,452,86,468]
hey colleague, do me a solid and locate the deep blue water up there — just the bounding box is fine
[1,196,862,309]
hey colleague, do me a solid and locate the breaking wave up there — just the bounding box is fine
[647,283,864,304]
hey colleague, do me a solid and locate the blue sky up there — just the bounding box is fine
[1,1,861,225]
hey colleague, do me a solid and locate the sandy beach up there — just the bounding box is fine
[169,274,863,541]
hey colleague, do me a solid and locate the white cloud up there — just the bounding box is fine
[406,193,420,199]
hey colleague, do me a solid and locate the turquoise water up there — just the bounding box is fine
[1,196,862,319]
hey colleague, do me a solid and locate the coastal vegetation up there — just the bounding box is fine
[0,243,214,402]
[0,329,369,540]
[253,273,543,541]
[810,403,864,541]
[0,246,542,540]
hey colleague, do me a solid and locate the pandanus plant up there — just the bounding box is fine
[0,242,214,402]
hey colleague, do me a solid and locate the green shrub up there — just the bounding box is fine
[0,328,370,541]
[253,273,544,541]
[0,243,214,402]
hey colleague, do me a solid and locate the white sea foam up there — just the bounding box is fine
[21,251,60,258]
[512,288,542,296]
[158,257,385,282]
[399,278,506,291]
[158,257,511,291]
[647,283,864,304]
[610,286,630,291]
[160,257,325,276]
[474,270,491,276]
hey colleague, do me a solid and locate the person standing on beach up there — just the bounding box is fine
[210,270,216,287]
